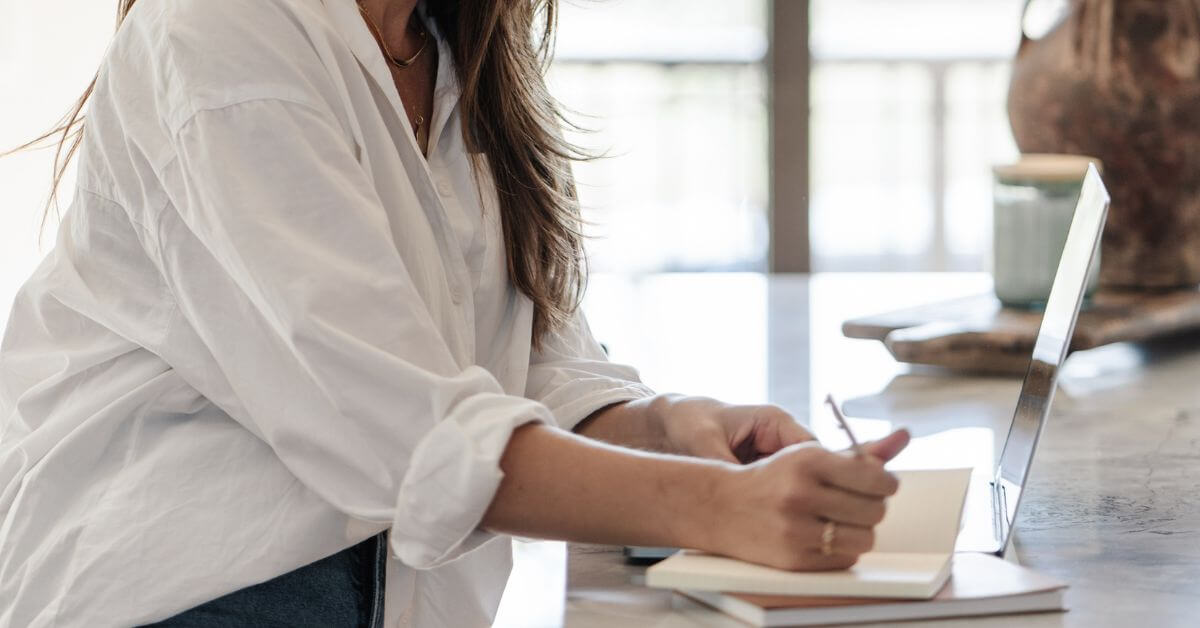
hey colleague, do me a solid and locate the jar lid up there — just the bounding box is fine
[993,154,1104,183]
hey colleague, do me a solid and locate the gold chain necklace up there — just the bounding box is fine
[357,2,431,144]
[357,2,429,69]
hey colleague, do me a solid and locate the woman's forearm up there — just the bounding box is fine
[571,393,683,453]
[481,422,722,549]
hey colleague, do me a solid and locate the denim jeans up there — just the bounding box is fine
[145,532,387,627]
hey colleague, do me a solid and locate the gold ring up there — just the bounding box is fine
[821,520,836,556]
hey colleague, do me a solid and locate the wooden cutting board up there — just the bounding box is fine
[842,289,1200,374]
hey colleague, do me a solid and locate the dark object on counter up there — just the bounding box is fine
[1008,0,1200,288]
[623,546,677,565]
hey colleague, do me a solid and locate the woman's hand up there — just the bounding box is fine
[655,394,816,464]
[485,422,909,574]
[695,430,911,571]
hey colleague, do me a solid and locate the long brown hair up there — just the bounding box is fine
[6,0,587,346]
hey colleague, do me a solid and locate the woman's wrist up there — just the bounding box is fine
[645,393,691,453]
[573,393,678,452]
[663,454,740,552]
[573,392,750,458]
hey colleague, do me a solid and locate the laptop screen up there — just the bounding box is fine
[993,164,1110,548]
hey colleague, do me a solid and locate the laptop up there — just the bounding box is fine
[627,163,1110,563]
[957,162,1109,555]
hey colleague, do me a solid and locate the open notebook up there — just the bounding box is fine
[681,552,1067,627]
[646,467,973,599]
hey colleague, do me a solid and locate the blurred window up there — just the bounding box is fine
[550,0,769,273]
[810,0,1024,271]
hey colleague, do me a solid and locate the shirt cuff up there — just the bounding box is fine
[389,392,552,569]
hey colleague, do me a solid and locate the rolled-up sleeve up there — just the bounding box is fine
[525,311,656,432]
[158,97,550,568]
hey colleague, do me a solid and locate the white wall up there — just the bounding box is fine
[1,2,115,329]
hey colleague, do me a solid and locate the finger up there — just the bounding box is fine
[775,417,816,448]
[787,517,876,554]
[740,406,814,457]
[808,449,900,497]
[861,429,911,462]
[809,485,887,527]
[822,522,875,555]
[740,419,813,462]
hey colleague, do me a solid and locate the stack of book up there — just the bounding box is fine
[645,468,1067,626]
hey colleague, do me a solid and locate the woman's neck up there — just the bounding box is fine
[359,0,422,55]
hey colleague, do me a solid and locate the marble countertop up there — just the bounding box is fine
[492,273,1200,627]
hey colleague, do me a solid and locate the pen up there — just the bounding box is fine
[824,393,865,458]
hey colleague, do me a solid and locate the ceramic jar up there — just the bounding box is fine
[1008,0,1200,288]
[992,154,1102,307]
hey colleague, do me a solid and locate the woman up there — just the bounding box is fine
[0,0,910,625]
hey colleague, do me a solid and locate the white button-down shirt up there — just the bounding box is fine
[0,0,653,625]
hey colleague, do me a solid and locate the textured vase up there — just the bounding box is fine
[1008,0,1200,288]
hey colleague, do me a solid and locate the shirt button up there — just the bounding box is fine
[450,282,465,304]
[436,179,453,197]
